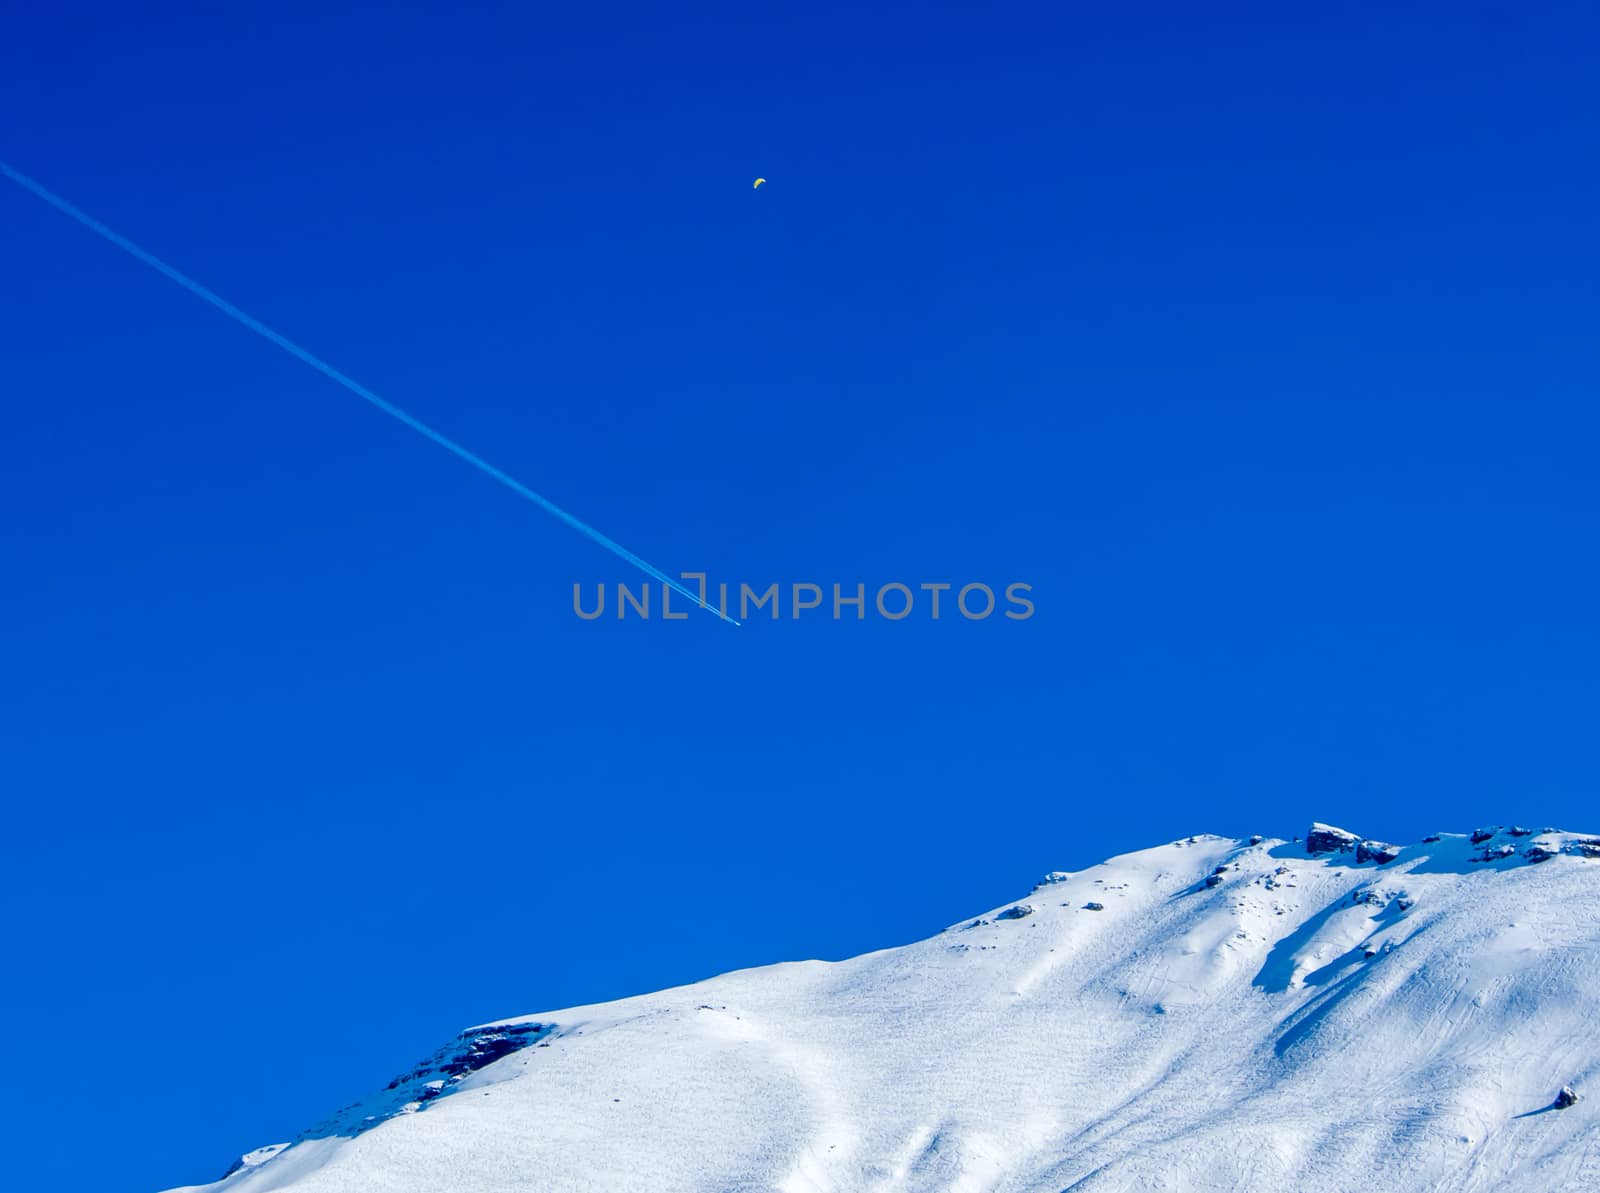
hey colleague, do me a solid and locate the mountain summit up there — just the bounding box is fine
[165,825,1600,1193]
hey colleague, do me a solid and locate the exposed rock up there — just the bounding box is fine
[292,1020,553,1145]
[1508,826,1533,837]
[1084,902,1105,911]
[1555,1085,1581,1110]
[1471,827,1499,844]
[221,1144,290,1180]
[1525,845,1558,864]
[1357,840,1400,865]
[1566,839,1600,860]
[1033,871,1071,889]
[1305,823,1359,855]
[995,904,1034,921]
[382,1022,548,1097]
[1247,835,1265,846]
[1204,874,1223,889]
[1422,834,1442,843]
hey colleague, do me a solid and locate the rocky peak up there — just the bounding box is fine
[1305,823,1359,855]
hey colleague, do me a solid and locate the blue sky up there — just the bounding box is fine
[2,2,1597,1189]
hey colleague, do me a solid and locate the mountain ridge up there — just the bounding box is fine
[165,823,1600,1193]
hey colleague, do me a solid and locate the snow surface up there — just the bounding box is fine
[164,825,1600,1192]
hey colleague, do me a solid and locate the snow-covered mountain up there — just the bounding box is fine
[165,824,1600,1193]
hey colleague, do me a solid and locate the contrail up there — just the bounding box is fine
[0,159,737,625]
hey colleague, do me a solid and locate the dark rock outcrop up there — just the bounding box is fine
[995,904,1034,921]
[382,1022,549,1098]
[1356,840,1400,865]
[1555,1085,1581,1110]
[301,1020,552,1143]
[1305,823,1359,855]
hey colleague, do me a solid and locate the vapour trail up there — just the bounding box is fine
[0,160,737,625]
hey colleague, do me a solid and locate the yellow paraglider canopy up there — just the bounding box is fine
[753,177,766,189]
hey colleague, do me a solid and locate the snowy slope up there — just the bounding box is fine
[164,825,1600,1193]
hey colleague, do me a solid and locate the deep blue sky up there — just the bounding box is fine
[2,2,1596,1189]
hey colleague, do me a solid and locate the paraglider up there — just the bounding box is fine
[753,177,766,189]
